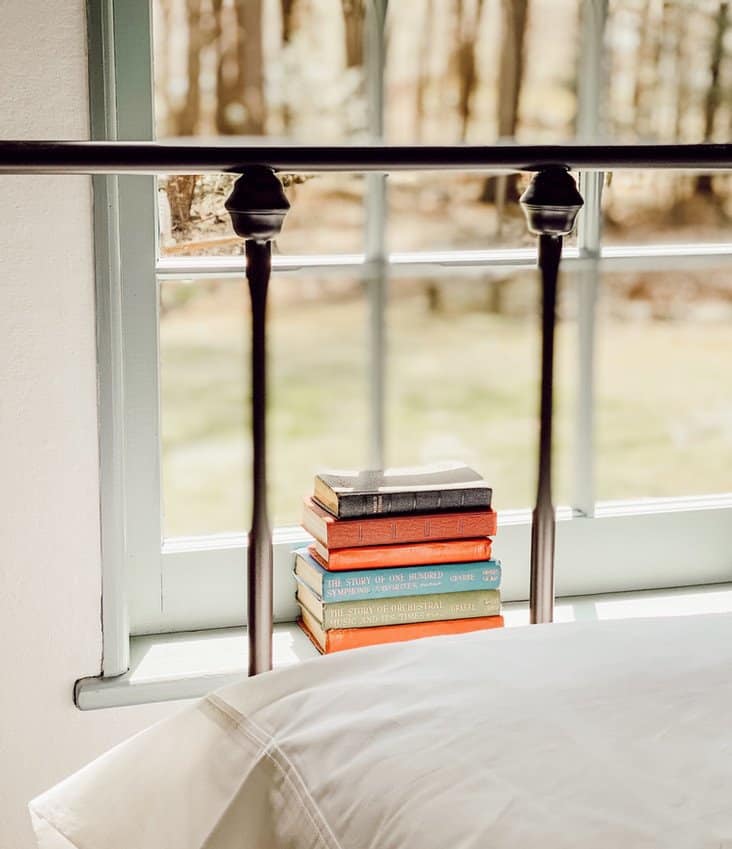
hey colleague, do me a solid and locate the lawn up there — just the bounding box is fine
[160,276,732,537]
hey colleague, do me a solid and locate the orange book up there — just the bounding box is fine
[299,606,504,654]
[308,537,493,571]
[302,496,498,549]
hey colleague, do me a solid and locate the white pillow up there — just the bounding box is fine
[30,613,732,848]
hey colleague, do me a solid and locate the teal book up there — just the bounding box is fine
[293,548,501,603]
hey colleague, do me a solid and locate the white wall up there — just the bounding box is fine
[0,3,180,847]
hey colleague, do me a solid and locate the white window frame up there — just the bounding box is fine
[90,0,732,679]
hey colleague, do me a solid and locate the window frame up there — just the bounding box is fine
[90,0,732,678]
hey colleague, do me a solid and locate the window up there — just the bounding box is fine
[90,0,732,677]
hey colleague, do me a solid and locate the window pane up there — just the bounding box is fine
[386,171,553,253]
[386,270,576,510]
[605,1,731,144]
[385,0,579,145]
[385,0,580,251]
[596,266,732,500]
[602,171,732,246]
[152,0,365,142]
[160,274,369,536]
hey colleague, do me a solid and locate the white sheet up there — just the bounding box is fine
[31,614,732,848]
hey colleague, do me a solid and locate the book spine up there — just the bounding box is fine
[336,487,492,519]
[320,538,492,571]
[320,561,501,602]
[337,513,500,547]
[323,589,500,629]
[316,509,499,548]
[320,615,505,653]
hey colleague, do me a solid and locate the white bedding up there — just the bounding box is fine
[31,614,732,848]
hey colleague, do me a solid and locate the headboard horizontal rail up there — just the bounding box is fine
[0,141,731,174]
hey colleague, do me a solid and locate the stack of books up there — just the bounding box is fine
[295,463,503,654]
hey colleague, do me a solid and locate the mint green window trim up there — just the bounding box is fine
[88,0,732,682]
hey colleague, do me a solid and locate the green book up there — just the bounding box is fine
[296,578,500,629]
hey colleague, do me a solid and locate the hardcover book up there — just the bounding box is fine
[302,498,497,549]
[298,605,505,654]
[309,536,493,571]
[296,580,501,629]
[294,548,502,602]
[313,462,492,519]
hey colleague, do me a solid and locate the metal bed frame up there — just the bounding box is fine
[2,140,730,675]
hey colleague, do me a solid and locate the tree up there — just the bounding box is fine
[214,0,266,135]
[696,1,729,195]
[155,0,173,136]
[281,0,297,43]
[163,0,204,236]
[630,0,655,138]
[165,175,198,234]
[173,0,203,136]
[341,0,365,68]
[454,0,485,142]
[497,0,528,147]
[670,1,687,144]
[415,0,435,141]
[481,0,529,206]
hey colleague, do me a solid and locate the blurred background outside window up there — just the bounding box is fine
[153,0,732,537]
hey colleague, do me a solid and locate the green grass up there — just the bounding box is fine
[160,280,732,537]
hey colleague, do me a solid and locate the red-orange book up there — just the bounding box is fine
[299,607,504,654]
[308,537,493,571]
[302,496,498,549]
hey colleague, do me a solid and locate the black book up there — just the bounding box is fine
[313,462,492,519]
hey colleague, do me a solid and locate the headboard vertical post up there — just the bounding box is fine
[520,168,584,624]
[225,168,290,674]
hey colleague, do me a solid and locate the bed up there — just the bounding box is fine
[30,612,732,848]
[7,141,731,848]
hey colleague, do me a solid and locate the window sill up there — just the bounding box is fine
[142,494,732,635]
[76,580,732,710]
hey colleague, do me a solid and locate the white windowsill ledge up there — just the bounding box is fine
[75,581,732,710]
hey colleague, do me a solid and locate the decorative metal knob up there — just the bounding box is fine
[519,167,584,237]
[224,165,290,242]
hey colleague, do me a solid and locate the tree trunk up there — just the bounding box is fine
[497,0,528,141]
[631,0,654,137]
[156,0,172,136]
[279,0,298,131]
[667,1,688,144]
[173,0,203,136]
[481,0,528,204]
[696,1,729,195]
[165,175,199,233]
[215,0,266,135]
[454,0,485,142]
[415,0,435,141]
[341,0,365,68]
[281,0,297,43]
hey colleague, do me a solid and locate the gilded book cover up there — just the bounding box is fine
[297,580,500,629]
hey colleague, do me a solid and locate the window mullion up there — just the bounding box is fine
[88,0,130,677]
[572,0,607,517]
[365,0,388,468]
[574,173,601,517]
[112,0,164,638]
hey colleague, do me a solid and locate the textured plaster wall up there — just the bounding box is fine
[0,3,178,846]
